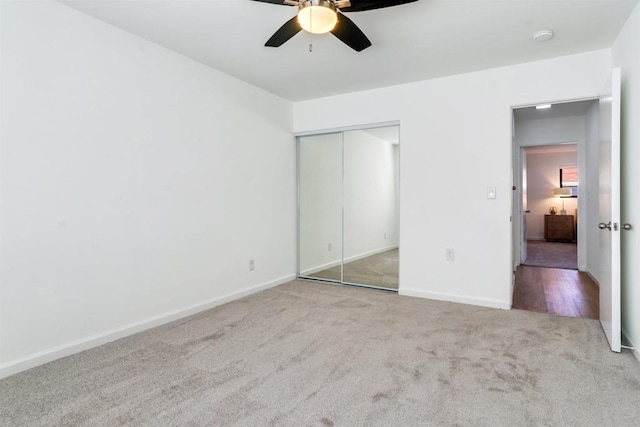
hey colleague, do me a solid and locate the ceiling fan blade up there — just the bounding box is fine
[339,0,418,12]
[265,16,303,47]
[330,13,371,52]
[249,0,297,5]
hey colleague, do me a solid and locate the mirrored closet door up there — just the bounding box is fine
[298,132,344,283]
[298,125,400,290]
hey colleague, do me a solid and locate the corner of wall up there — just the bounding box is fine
[0,274,296,379]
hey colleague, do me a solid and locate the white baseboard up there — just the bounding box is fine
[399,288,511,310]
[344,245,398,264]
[622,330,640,363]
[300,259,341,276]
[300,245,398,276]
[0,274,295,379]
[584,268,600,288]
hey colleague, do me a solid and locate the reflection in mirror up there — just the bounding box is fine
[297,125,400,290]
[298,133,343,282]
[343,127,399,289]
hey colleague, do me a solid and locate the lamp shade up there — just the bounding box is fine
[298,1,338,34]
[553,187,578,197]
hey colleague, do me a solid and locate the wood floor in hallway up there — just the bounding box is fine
[512,265,599,319]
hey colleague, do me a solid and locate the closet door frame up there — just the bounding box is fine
[296,121,400,291]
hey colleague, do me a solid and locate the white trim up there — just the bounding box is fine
[585,268,600,288]
[294,120,400,137]
[344,245,398,264]
[0,274,295,379]
[399,288,511,310]
[300,245,398,276]
[300,259,341,276]
[622,331,640,363]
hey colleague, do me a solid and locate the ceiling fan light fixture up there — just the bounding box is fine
[298,0,338,34]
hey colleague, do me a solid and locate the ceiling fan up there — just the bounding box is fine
[250,0,418,52]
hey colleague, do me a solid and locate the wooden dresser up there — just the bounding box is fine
[544,214,576,241]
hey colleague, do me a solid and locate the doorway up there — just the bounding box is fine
[297,124,400,291]
[511,100,600,318]
[521,144,578,270]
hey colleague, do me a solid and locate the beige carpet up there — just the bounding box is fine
[308,249,399,289]
[2,280,640,426]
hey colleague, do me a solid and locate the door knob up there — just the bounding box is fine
[622,223,633,231]
[524,210,531,213]
[599,222,612,230]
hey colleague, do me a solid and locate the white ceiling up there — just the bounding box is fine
[524,144,577,154]
[59,0,638,101]
[513,99,597,121]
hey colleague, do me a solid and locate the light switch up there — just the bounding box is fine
[487,187,496,199]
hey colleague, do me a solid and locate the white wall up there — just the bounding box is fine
[524,150,578,240]
[298,130,399,274]
[612,1,640,361]
[0,1,296,377]
[294,49,612,309]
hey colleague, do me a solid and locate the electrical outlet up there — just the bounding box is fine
[328,243,332,251]
[384,232,387,240]
[249,260,255,271]
[446,248,455,261]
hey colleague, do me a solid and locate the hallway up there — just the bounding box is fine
[512,265,599,319]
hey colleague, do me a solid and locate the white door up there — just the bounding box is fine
[598,68,622,353]
[521,147,528,264]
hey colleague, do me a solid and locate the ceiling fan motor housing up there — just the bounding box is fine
[256,0,418,51]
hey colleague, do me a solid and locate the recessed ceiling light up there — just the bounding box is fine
[536,104,552,109]
[533,30,554,42]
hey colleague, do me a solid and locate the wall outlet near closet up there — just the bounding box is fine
[328,243,332,251]
[249,260,255,271]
